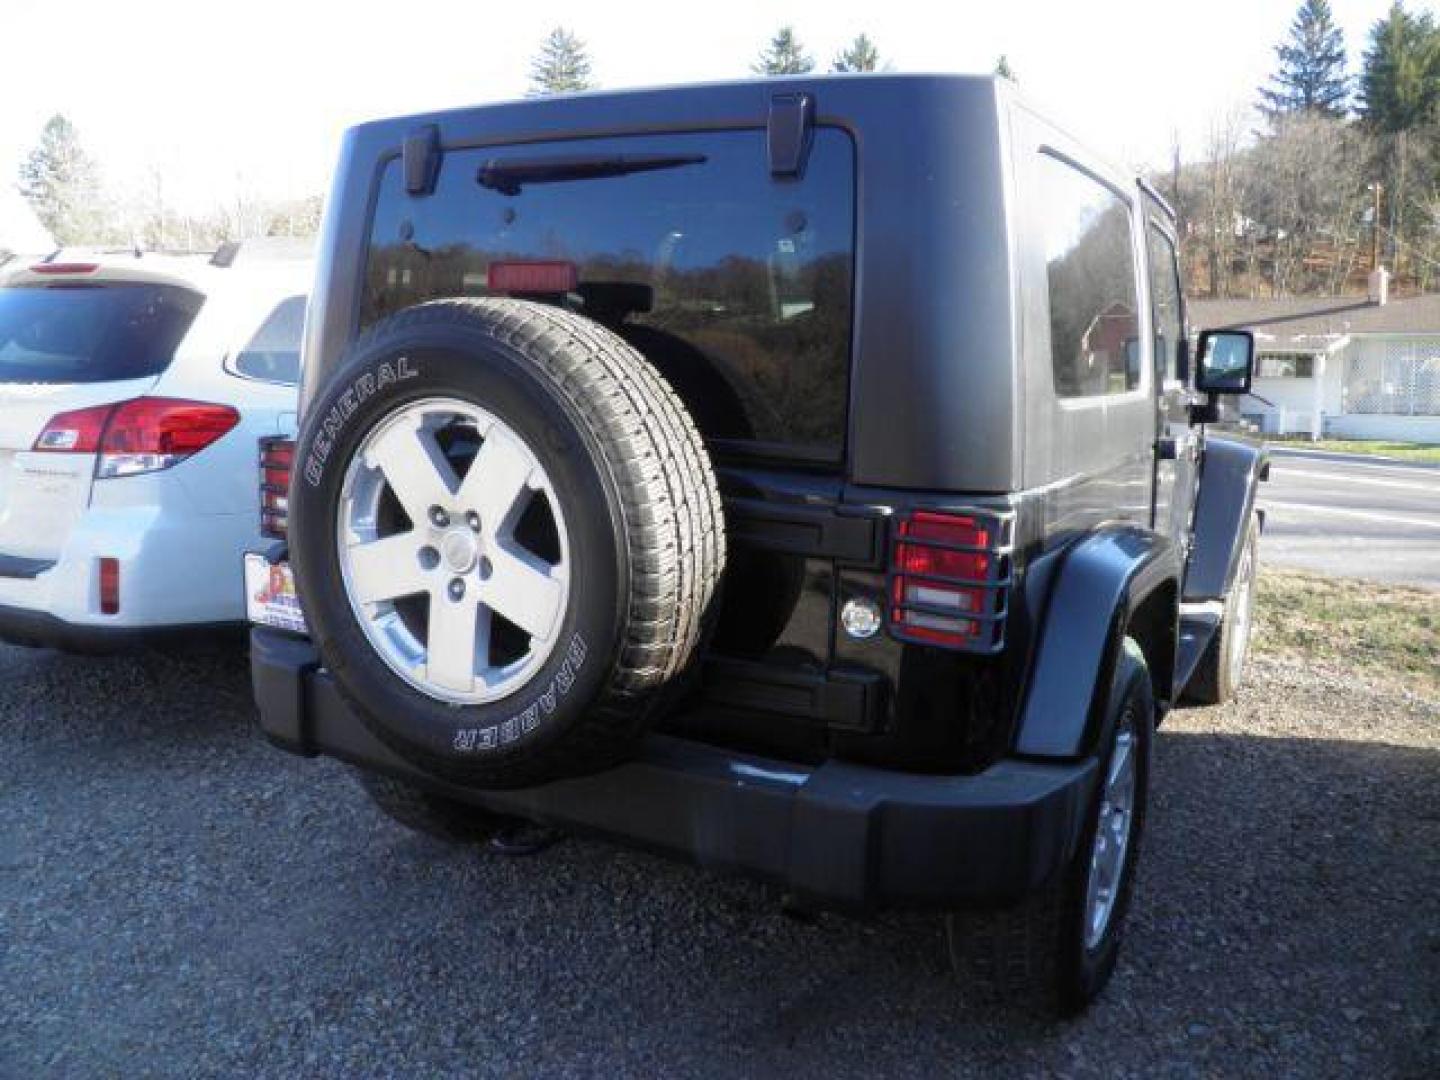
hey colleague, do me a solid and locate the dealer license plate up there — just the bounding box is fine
[244,553,309,635]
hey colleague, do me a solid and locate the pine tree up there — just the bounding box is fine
[1257,0,1351,118]
[753,27,814,76]
[831,34,881,73]
[1359,2,1440,132]
[16,115,106,244]
[527,27,594,97]
[994,55,1017,82]
[1358,2,1440,279]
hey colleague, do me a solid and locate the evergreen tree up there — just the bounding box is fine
[16,115,106,245]
[1257,0,1351,118]
[753,27,814,76]
[1359,2,1440,132]
[994,55,1016,82]
[831,34,881,73]
[527,27,594,97]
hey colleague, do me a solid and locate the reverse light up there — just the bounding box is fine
[32,397,240,477]
[33,404,111,453]
[888,509,1012,652]
[259,436,295,540]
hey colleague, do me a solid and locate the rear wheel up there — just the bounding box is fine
[947,637,1154,1015]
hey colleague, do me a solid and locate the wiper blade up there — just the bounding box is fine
[477,153,707,195]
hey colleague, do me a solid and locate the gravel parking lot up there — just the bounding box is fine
[3,580,1437,1078]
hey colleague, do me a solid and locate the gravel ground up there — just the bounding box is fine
[3,608,1437,1078]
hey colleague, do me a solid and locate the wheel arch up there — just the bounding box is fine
[1014,526,1181,760]
[1184,435,1269,602]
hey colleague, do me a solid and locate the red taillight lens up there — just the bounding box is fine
[32,397,239,477]
[889,510,1008,651]
[487,260,578,293]
[98,557,120,615]
[259,436,294,540]
[33,404,115,453]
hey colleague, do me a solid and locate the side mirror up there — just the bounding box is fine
[1195,329,1254,394]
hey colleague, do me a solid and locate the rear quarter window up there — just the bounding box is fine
[1037,154,1141,399]
[362,128,856,462]
[0,283,203,385]
[231,295,306,385]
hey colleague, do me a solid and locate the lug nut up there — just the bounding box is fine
[448,578,466,601]
[429,506,449,528]
[466,511,481,532]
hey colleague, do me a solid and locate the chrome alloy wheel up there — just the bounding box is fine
[1083,708,1137,950]
[337,397,570,705]
[1226,536,1256,690]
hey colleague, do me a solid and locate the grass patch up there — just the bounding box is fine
[1255,569,1440,694]
[1265,437,1440,464]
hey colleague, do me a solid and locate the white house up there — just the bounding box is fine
[1191,280,1440,443]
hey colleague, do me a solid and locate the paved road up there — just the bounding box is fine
[1258,448,1440,590]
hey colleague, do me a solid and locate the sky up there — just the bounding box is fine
[1,0,1426,216]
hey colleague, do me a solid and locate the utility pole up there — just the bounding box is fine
[1370,182,1383,271]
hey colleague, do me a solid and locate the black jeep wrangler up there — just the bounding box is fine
[247,75,1265,1014]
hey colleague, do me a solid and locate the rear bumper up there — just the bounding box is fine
[0,603,242,654]
[251,627,1099,910]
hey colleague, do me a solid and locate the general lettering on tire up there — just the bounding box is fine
[303,356,419,486]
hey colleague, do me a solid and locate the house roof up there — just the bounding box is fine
[1189,293,1440,342]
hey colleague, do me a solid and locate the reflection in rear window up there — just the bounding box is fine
[0,283,203,385]
[362,129,855,461]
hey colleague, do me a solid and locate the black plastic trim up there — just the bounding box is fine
[1015,526,1181,759]
[767,92,815,178]
[251,627,1097,909]
[1184,436,1268,602]
[0,604,243,655]
[403,124,442,196]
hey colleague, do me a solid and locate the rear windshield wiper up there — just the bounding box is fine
[476,153,707,195]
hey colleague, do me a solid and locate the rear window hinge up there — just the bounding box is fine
[767,92,815,180]
[404,124,442,196]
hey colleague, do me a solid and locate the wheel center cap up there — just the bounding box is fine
[440,528,479,574]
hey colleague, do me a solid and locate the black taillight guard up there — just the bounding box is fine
[259,435,295,541]
[886,507,1015,654]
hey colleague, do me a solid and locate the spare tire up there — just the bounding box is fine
[288,299,724,788]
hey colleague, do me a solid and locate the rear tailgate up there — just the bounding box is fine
[0,272,203,566]
[0,378,158,563]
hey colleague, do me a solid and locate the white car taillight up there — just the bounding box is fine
[33,398,240,478]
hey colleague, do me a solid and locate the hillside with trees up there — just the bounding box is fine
[1167,1,1440,298]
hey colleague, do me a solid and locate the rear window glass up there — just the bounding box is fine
[362,128,856,461]
[233,294,306,384]
[0,283,203,385]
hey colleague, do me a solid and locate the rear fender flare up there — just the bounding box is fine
[1014,527,1181,760]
